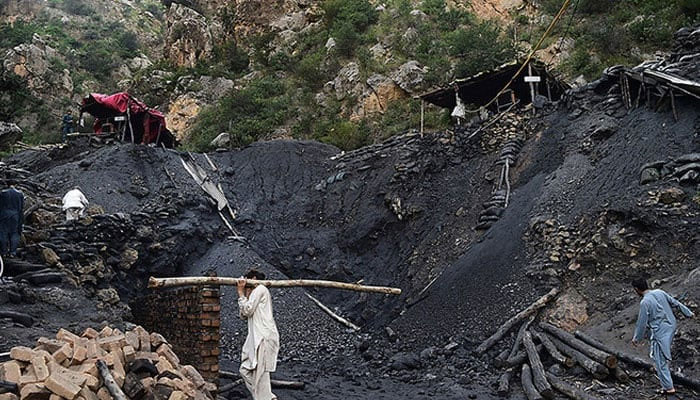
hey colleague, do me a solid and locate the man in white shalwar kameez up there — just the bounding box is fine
[237,269,280,400]
[62,187,89,221]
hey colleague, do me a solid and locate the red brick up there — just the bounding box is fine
[10,347,36,362]
[45,373,81,400]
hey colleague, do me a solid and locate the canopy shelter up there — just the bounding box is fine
[80,92,177,148]
[418,60,569,113]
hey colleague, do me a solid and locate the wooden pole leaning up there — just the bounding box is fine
[148,276,402,295]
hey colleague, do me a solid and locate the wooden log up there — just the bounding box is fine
[305,293,360,331]
[97,359,127,400]
[508,314,536,359]
[545,372,602,400]
[271,379,305,390]
[218,379,243,393]
[547,335,609,380]
[540,323,617,369]
[0,380,19,395]
[0,311,34,327]
[521,364,544,400]
[504,344,543,367]
[149,276,402,295]
[497,370,512,396]
[219,370,238,380]
[475,288,559,354]
[494,349,510,368]
[532,330,574,368]
[522,332,554,399]
[613,365,630,384]
[573,331,700,390]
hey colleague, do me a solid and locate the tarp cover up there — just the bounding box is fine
[81,92,175,147]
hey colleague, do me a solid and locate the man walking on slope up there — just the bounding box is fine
[631,278,695,395]
[237,269,279,400]
[62,187,89,221]
[0,186,24,256]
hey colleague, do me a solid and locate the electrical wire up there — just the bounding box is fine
[461,0,573,113]
[547,0,580,69]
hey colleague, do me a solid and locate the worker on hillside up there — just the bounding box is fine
[451,84,466,126]
[61,110,74,143]
[0,186,24,257]
[631,278,694,395]
[237,269,279,400]
[62,187,89,221]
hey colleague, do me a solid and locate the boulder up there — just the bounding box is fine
[658,187,686,204]
[331,62,362,100]
[210,132,230,148]
[543,290,588,331]
[390,61,426,95]
[0,122,22,150]
[389,352,421,370]
[640,167,660,184]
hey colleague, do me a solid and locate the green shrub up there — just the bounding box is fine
[317,120,370,150]
[448,21,515,78]
[295,51,327,89]
[188,78,290,150]
[679,0,700,17]
[0,21,37,49]
[627,16,673,46]
[63,0,94,16]
[323,0,378,56]
[213,40,250,74]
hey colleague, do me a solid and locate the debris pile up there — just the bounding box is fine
[639,152,700,186]
[0,326,215,400]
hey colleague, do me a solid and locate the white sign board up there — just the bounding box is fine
[114,116,126,121]
[524,76,541,83]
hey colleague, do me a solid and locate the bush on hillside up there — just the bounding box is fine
[63,0,94,16]
[189,78,290,150]
[0,21,36,49]
[317,120,370,150]
[448,22,516,78]
[323,0,378,56]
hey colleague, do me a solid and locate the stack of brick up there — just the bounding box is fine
[0,326,216,400]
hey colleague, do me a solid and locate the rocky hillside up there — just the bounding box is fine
[1,0,699,149]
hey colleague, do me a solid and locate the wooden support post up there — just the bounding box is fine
[475,288,559,354]
[540,323,617,369]
[528,63,536,106]
[546,372,602,400]
[546,78,552,102]
[546,335,609,380]
[521,364,544,400]
[305,293,360,331]
[149,276,402,295]
[420,99,425,136]
[97,360,127,400]
[532,330,573,368]
[523,331,554,399]
[670,89,678,122]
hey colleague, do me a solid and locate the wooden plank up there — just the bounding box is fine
[149,276,402,295]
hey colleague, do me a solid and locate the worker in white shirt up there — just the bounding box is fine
[62,187,89,221]
[237,269,279,400]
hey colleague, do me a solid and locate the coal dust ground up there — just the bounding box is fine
[2,54,700,398]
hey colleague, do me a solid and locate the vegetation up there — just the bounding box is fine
[538,0,700,79]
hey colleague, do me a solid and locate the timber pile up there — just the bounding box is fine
[0,326,215,400]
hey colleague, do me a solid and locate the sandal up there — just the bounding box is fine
[655,388,676,395]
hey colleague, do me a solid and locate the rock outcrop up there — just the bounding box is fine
[164,4,222,68]
[0,122,22,150]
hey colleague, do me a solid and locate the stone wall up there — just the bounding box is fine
[131,286,221,381]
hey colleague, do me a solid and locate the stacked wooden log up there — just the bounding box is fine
[479,289,700,399]
[0,326,215,400]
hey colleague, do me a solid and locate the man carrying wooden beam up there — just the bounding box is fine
[631,278,695,395]
[237,269,280,400]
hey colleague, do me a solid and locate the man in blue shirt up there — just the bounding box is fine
[0,187,24,256]
[632,278,694,395]
[62,110,74,143]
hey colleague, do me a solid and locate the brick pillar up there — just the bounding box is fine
[131,286,221,382]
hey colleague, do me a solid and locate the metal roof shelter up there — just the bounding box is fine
[418,60,569,111]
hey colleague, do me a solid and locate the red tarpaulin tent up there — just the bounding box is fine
[80,92,177,148]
